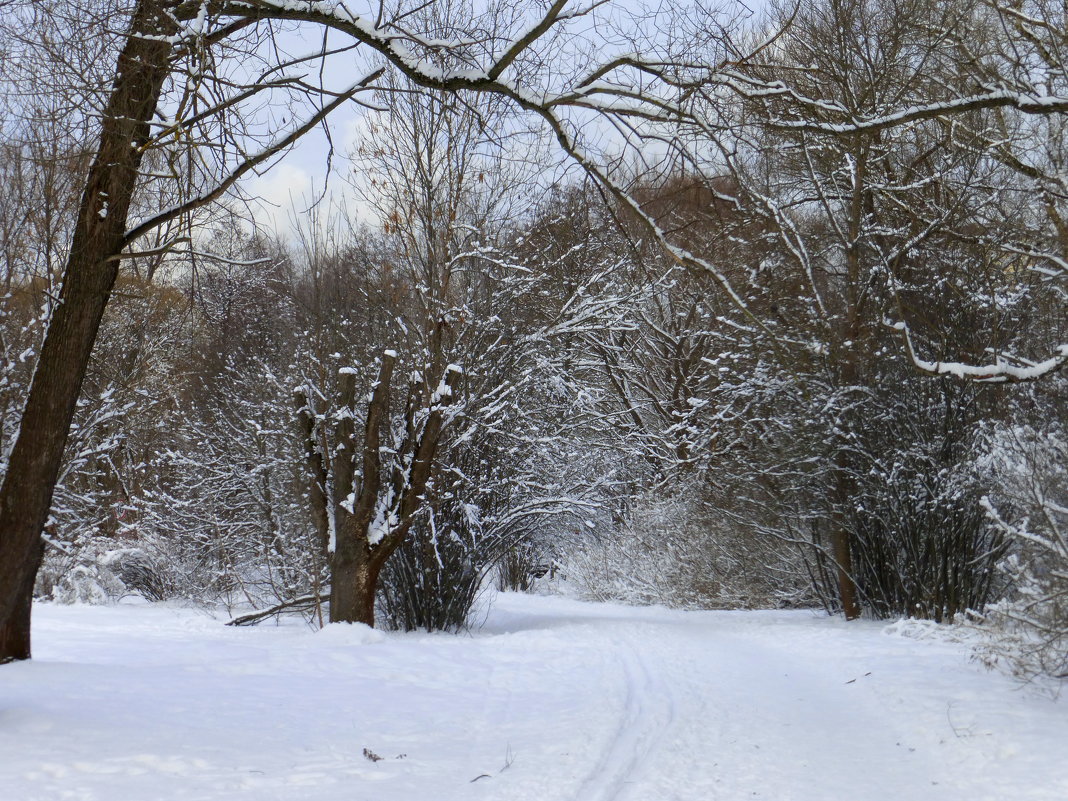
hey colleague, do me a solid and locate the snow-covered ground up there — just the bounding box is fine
[2,593,1065,801]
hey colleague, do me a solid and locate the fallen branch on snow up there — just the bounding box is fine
[227,593,329,627]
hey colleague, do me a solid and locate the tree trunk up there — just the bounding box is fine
[0,538,41,663]
[832,361,863,621]
[319,358,459,628]
[329,548,380,626]
[0,1,175,662]
[830,138,867,623]
[830,505,860,620]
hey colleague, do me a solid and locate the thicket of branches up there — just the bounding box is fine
[0,0,1065,678]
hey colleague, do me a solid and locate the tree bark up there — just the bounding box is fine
[295,388,330,556]
[0,1,175,662]
[0,542,40,662]
[328,356,395,625]
[830,497,860,620]
[831,138,868,622]
[330,548,381,626]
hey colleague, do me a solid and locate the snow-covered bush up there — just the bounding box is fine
[37,537,175,604]
[565,489,809,609]
[740,364,1008,621]
[141,354,321,608]
[5,281,184,606]
[975,423,1068,679]
[50,564,120,605]
[843,382,1006,622]
[378,522,484,632]
[496,541,547,592]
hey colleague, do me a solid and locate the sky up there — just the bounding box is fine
[231,0,769,238]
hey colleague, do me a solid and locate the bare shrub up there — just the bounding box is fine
[565,488,810,610]
[975,423,1068,679]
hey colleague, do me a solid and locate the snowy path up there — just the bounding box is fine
[2,594,1066,801]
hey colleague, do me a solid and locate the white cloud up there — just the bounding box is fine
[241,161,317,237]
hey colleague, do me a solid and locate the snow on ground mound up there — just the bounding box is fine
[313,621,387,646]
[1,594,1065,801]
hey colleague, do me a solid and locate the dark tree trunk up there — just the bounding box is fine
[0,1,175,662]
[330,549,380,626]
[830,140,867,623]
[831,357,862,621]
[0,538,42,662]
[831,503,860,620]
[327,356,395,625]
[294,388,330,556]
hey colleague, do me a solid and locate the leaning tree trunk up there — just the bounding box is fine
[0,1,175,662]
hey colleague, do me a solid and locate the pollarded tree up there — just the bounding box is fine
[295,351,463,625]
[286,194,630,628]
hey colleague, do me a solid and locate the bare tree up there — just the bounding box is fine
[0,0,755,660]
[723,0,1068,382]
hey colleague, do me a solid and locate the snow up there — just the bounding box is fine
[429,368,460,405]
[910,343,1068,382]
[886,319,1068,382]
[2,594,1066,801]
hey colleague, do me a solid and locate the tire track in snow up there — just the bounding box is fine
[566,615,959,801]
[626,620,969,801]
[572,627,677,801]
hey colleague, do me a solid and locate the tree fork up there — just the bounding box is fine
[326,358,462,627]
[329,356,395,625]
[0,1,176,662]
